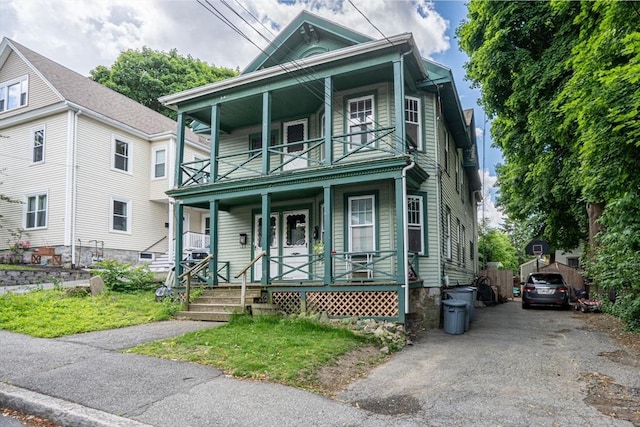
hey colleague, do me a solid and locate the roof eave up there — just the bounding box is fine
[160,33,416,108]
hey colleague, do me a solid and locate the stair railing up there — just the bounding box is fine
[178,253,215,310]
[233,251,266,309]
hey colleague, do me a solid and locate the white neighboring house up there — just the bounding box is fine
[0,37,210,269]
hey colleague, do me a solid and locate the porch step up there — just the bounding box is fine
[175,311,235,322]
[177,286,265,322]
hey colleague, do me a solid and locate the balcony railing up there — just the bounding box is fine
[178,126,400,187]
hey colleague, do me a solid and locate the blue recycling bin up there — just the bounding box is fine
[443,299,467,335]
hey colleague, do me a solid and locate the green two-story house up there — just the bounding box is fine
[160,11,481,328]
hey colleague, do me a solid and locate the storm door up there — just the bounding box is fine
[283,119,307,171]
[253,214,279,282]
[282,210,309,279]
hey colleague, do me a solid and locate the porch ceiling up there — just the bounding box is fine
[186,61,396,133]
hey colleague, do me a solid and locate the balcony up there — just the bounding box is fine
[178,125,402,188]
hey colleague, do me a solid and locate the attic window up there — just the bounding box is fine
[0,75,28,112]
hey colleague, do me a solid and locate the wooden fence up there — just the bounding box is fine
[541,262,585,295]
[479,269,515,300]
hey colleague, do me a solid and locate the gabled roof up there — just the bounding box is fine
[243,10,372,74]
[0,37,196,140]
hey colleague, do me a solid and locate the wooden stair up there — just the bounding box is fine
[176,286,264,322]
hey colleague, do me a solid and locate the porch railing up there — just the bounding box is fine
[178,126,400,186]
[331,250,398,282]
[179,253,214,310]
[183,231,210,250]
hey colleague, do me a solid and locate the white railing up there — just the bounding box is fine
[183,232,210,250]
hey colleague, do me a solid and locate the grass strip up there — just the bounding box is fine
[0,289,179,337]
[127,314,374,391]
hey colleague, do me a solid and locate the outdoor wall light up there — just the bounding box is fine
[239,233,247,247]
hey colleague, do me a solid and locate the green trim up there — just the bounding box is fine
[343,190,380,253]
[342,90,379,156]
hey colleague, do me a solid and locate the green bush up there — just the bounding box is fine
[587,192,640,332]
[93,260,155,293]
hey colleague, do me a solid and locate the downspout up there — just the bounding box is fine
[402,160,416,314]
[64,103,80,268]
[71,110,80,268]
[397,46,415,315]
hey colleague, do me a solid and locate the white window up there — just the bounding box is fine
[348,195,375,252]
[457,219,462,262]
[347,95,374,151]
[455,152,460,192]
[444,208,451,260]
[111,197,130,233]
[461,225,466,266]
[113,138,130,172]
[319,112,326,161]
[444,131,449,173]
[32,126,45,164]
[0,75,28,112]
[405,96,422,151]
[25,193,47,229]
[153,148,166,178]
[407,195,424,254]
[461,162,465,202]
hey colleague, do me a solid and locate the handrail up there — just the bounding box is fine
[234,251,266,279]
[142,236,167,253]
[234,251,266,309]
[178,253,214,310]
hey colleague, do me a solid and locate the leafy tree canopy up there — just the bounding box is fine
[478,226,519,271]
[90,47,238,120]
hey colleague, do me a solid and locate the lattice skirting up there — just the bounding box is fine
[271,292,302,314]
[272,291,398,317]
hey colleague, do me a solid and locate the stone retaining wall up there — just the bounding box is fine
[0,267,92,287]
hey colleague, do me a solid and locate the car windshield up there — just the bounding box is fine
[530,274,564,285]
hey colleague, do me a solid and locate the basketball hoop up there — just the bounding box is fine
[532,244,544,256]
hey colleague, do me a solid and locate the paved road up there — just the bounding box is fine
[1,302,637,426]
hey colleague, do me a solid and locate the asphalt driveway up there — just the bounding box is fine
[339,301,639,426]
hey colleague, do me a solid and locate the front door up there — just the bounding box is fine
[253,214,279,282]
[283,119,307,171]
[282,210,309,279]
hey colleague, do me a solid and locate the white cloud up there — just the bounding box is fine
[477,169,505,229]
[1,0,450,75]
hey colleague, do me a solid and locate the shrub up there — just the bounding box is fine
[93,260,155,293]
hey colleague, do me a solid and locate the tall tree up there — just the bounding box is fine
[459,0,640,329]
[90,47,238,120]
[457,1,585,250]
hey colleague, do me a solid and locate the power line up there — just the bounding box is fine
[195,0,440,168]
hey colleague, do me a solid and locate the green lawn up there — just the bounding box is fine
[0,288,179,337]
[127,314,379,392]
[0,288,388,394]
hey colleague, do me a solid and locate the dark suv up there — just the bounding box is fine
[522,272,570,309]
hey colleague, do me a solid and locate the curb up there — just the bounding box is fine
[0,382,151,427]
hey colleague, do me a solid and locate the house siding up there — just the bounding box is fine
[73,115,165,255]
[0,50,61,119]
[0,112,69,250]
